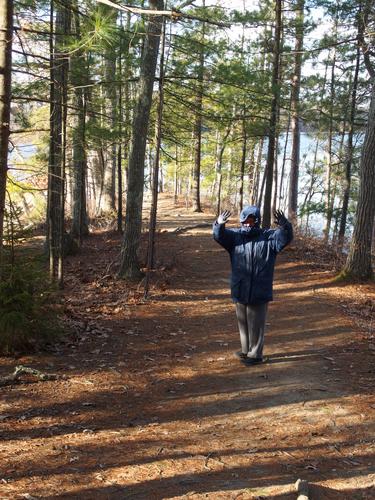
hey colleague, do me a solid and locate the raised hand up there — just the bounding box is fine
[217,210,231,225]
[273,209,287,226]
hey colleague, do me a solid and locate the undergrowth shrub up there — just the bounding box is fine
[289,229,346,271]
[0,258,62,354]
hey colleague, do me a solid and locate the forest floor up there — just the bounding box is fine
[1,194,375,499]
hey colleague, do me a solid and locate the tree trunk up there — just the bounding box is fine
[174,145,179,204]
[272,131,279,214]
[342,81,375,280]
[251,138,263,205]
[258,141,267,207]
[226,146,233,205]
[117,143,123,231]
[0,0,13,269]
[251,27,266,207]
[191,1,205,213]
[121,11,132,201]
[239,119,247,212]
[70,8,88,243]
[48,0,70,286]
[144,18,165,298]
[338,41,360,249]
[301,136,320,231]
[102,6,118,211]
[262,0,282,227]
[215,125,231,215]
[247,141,255,202]
[118,0,164,280]
[300,59,329,229]
[280,99,291,210]
[117,18,125,233]
[323,43,337,243]
[288,0,304,223]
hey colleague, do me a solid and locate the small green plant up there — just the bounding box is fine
[0,260,62,354]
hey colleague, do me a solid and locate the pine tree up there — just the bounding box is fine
[0,0,13,271]
[118,0,164,280]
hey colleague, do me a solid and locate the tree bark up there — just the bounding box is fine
[323,43,337,243]
[174,145,179,204]
[215,125,231,215]
[144,18,166,298]
[262,0,282,227]
[226,146,233,205]
[251,138,263,205]
[338,33,361,249]
[191,1,205,213]
[0,0,13,269]
[239,119,247,212]
[121,11,132,204]
[117,16,126,233]
[103,5,118,211]
[70,7,89,243]
[288,0,304,223]
[48,0,70,286]
[118,0,164,280]
[272,129,279,215]
[280,95,291,211]
[342,81,375,280]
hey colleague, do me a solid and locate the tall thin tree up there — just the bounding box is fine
[338,29,361,249]
[118,0,164,280]
[263,0,282,227]
[323,42,337,243]
[342,80,375,280]
[191,0,206,213]
[48,0,71,286]
[144,18,166,298]
[342,2,375,280]
[288,0,305,223]
[70,5,89,244]
[0,0,13,270]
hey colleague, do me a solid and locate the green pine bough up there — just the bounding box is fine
[0,260,63,354]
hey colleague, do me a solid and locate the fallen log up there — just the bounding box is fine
[0,365,61,387]
[172,222,212,234]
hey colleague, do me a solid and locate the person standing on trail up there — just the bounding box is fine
[213,206,293,366]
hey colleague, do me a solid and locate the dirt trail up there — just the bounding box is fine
[1,196,374,499]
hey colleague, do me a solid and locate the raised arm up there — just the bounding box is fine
[271,210,293,252]
[213,210,236,251]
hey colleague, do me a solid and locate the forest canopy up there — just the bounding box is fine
[0,0,374,289]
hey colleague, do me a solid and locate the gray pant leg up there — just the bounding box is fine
[235,302,268,358]
[247,302,268,359]
[235,303,249,354]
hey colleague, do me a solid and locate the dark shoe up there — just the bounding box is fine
[241,357,263,366]
[235,351,248,360]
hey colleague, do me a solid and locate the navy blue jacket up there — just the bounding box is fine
[213,207,293,305]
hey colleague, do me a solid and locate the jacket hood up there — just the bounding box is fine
[239,205,261,226]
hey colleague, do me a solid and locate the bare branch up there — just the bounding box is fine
[11,128,49,134]
[96,0,181,17]
[177,0,196,9]
[13,49,50,62]
[95,0,231,28]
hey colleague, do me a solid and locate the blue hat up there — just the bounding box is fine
[239,206,261,226]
